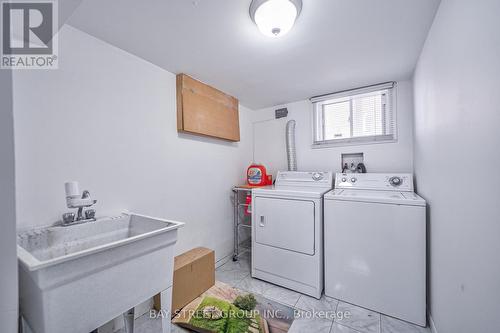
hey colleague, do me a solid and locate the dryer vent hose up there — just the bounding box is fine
[286,120,297,171]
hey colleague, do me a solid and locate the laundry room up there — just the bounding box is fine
[1,1,499,333]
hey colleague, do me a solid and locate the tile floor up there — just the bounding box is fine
[125,251,431,333]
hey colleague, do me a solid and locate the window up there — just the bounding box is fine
[311,82,396,147]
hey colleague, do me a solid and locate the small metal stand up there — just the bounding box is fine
[232,186,253,261]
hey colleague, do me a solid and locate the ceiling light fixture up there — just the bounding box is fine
[250,0,302,38]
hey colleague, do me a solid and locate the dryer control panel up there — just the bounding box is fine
[276,171,333,188]
[335,173,414,192]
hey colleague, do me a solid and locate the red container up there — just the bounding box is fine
[247,164,271,186]
[244,194,252,215]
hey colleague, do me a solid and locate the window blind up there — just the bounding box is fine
[311,82,396,146]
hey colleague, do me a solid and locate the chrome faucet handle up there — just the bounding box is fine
[62,212,75,224]
[85,209,96,220]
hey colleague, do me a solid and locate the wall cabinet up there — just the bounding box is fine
[176,74,240,142]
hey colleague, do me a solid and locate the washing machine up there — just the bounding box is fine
[252,171,333,299]
[324,173,426,326]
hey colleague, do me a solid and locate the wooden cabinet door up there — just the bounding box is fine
[177,74,240,142]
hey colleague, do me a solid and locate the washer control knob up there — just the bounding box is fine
[351,177,357,183]
[389,176,402,186]
[312,172,324,181]
[341,177,347,182]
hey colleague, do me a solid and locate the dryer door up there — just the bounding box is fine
[254,196,315,255]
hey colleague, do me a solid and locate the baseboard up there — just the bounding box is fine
[428,312,438,333]
[215,253,232,268]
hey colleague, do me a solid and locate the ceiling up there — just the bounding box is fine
[67,0,440,109]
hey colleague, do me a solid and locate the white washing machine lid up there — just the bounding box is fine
[324,189,426,206]
[253,171,333,199]
[253,185,331,199]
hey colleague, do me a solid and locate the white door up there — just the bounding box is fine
[254,196,315,255]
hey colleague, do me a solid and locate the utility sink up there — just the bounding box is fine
[17,212,184,333]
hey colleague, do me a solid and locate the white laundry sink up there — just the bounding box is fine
[17,212,184,333]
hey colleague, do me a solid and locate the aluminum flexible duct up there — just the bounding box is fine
[286,120,297,171]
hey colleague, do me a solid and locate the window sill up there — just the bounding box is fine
[311,137,397,149]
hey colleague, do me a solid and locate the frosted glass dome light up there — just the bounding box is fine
[250,0,302,37]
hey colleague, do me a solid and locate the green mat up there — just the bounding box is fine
[188,296,263,333]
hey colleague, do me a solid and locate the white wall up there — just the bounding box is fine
[413,0,500,332]
[0,70,18,333]
[251,81,415,175]
[12,25,253,261]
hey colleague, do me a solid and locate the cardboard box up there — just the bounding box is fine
[154,247,215,315]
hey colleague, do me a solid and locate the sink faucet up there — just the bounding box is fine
[62,182,97,226]
[76,190,94,221]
